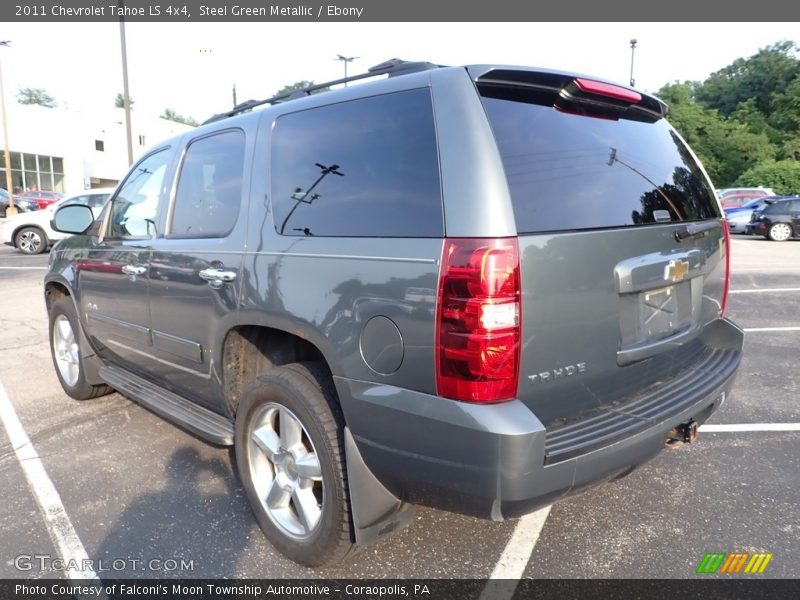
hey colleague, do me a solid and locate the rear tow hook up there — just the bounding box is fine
[666,420,699,447]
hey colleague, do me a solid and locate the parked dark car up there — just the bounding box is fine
[0,188,38,217]
[746,197,800,241]
[17,189,64,210]
[724,196,786,234]
[723,196,784,217]
[45,59,743,566]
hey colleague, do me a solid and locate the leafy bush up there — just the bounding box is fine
[735,160,800,195]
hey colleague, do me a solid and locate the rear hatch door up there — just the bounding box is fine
[475,68,733,460]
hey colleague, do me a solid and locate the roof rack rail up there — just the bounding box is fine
[202,58,441,125]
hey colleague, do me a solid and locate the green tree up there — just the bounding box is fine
[735,160,800,195]
[695,41,800,118]
[115,93,134,109]
[730,98,784,145]
[17,87,56,107]
[780,136,800,161]
[659,82,776,186]
[657,41,800,187]
[161,108,198,127]
[769,74,800,135]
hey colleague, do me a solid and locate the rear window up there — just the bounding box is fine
[765,200,798,214]
[480,85,721,233]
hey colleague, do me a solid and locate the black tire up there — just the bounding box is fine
[48,298,112,400]
[15,226,48,254]
[234,362,355,567]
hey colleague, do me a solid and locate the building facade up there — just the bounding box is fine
[0,103,194,194]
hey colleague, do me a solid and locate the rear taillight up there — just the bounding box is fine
[720,219,731,317]
[436,238,521,403]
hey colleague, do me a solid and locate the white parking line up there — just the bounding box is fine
[729,288,800,294]
[0,380,99,581]
[742,326,800,333]
[480,506,551,600]
[700,423,800,432]
[477,421,799,596]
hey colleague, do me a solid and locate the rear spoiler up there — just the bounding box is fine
[472,67,668,123]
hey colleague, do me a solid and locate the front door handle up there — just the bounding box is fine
[198,268,237,283]
[121,264,147,276]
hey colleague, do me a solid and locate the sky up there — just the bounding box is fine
[1,22,798,123]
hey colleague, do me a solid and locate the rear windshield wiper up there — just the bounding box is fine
[674,221,720,242]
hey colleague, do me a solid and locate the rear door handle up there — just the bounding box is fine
[198,268,237,283]
[121,264,147,276]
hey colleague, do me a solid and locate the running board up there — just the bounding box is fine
[99,366,234,445]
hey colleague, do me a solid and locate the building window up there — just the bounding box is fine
[95,140,105,152]
[138,135,146,146]
[0,151,65,192]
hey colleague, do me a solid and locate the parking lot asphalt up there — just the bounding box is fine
[0,235,798,583]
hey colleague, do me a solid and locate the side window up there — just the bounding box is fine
[107,149,170,239]
[170,130,245,238]
[270,89,443,237]
[86,194,110,209]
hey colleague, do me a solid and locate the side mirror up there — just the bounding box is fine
[52,204,94,234]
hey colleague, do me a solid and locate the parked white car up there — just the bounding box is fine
[2,188,114,254]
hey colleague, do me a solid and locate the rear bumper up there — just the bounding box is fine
[336,318,743,521]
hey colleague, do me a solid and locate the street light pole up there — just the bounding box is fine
[119,8,134,167]
[335,55,358,86]
[629,39,638,88]
[0,40,14,214]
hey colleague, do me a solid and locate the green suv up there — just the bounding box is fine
[46,59,743,566]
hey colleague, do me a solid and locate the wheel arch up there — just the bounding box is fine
[221,323,339,418]
[44,277,106,386]
[44,279,72,310]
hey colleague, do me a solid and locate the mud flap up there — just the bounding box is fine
[344,427,416,547]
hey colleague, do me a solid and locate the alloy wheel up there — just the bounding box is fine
[769,223,792,242]
[52,314,80,387]
[18,229,44,254]
[247,402,324,539]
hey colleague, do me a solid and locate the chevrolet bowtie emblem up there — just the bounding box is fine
[665,259,690,282]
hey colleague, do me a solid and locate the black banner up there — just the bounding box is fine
[1,579,799,600]
[0,0,796,22]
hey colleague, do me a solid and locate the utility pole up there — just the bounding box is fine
[0,40,14,214]
[629,39,638,88]
[119,6,133,166]
[335,55,358,85]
